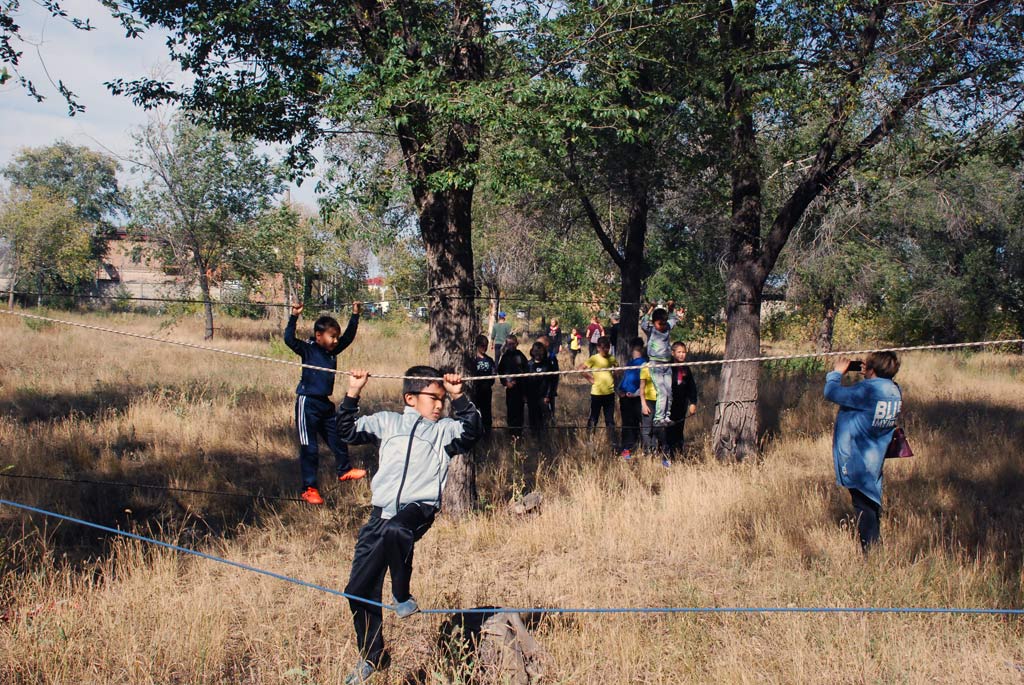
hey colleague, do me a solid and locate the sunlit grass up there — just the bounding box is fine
[1,309,1022,683]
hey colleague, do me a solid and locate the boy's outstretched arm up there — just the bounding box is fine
[330,301,361,357]
[337,369,383,445]
[442,373,484,456]
[283,303,305,355]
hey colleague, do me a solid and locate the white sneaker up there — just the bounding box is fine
[392,595,419,618]
[344,659,375,684]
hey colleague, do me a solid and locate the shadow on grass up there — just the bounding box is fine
[0,441,347,574]
[888,398,1024,585]
[0,386,140,424]
[793,396,1024,589]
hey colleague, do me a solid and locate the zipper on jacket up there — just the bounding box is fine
[395,417,423,514]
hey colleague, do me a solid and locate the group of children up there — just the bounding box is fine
[469,303,700,465]
[284,300,696,683]
[579,303,699,466]
[473,330,561,433]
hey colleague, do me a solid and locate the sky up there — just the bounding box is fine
[0,0,321,210]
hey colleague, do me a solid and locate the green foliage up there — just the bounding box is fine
[130,115,285,295]
[21,312,55,332]
[2,142,125,228]
[0,188,95,294]
[377,238,428,299]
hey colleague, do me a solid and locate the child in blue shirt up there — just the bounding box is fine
[617,338,647,459]
[284,302,366,504]
[824,351,902,552]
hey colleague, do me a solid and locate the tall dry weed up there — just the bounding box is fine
[1,310,1023,683]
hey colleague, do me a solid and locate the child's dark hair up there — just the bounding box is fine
[596,335,611,347]
[631,339,646,356]
[866,351,900,379]
[629,336,645,349]
[651,308,669,323]
[530,341,547,360]
[403,366,443,395]
[671,341,687,351]
[475,334,489,350]
[314,315,341,334]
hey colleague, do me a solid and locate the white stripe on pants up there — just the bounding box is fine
[297,396,308,446]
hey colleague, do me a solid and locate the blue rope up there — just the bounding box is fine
[0,498,386,610]
[3,498,1023,617]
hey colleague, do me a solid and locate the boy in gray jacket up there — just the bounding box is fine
[337,365,482,684]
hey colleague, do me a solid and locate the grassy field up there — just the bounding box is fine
[1,308,1023,684]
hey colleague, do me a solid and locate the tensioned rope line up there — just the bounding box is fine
[3,308,1022,383]
[8,290,426,310]
[13,287,699,309]
[0,472,305,503]
[2,498,1022,617]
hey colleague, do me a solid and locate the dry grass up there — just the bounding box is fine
[1,309,1023,684]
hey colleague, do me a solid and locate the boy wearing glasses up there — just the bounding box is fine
[336,366,482,684]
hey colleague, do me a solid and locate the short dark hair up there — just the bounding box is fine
[629,336,645,348]
[651,308,669,323]
[530,341,547,360]
[631,341,646,355]
[475,334,489,350]
[313,315,340,334]
[403,366,443,395]
[596,335,611,347]
[866,351,900,379]
[671,341,687,351]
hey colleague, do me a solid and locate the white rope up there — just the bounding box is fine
[2,308,1022,382]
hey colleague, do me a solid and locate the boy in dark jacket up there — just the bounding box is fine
[337,366,482,684]
[664,341,698,463]
[469,334,496,434]
[526,341,556,430]
[536,333,560,419]
[284,302,366,505]
[497,334,529,432]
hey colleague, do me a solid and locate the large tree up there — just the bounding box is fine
[2,142,126,227]
[107,0,505,515]
[0,188,94,307]
[131,114,284,339]
[2,141,127,277]
[108,0,496,370]
[504,0,708,361]
[703,0,1024,461]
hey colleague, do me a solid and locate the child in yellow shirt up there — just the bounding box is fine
[581,336,617,451]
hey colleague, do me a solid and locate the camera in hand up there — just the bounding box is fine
[846,360,863,373]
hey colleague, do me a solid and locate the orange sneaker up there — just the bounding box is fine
[301,487,324,505]
[338,468,367,482]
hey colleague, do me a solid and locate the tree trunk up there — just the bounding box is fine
[485,282,499,344]
[417,186,479,518]
[198,269,215,340]
[614,237,638,360]
[816,295,837,353]
[712,266,762,462]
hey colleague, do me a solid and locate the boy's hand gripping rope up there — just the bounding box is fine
[2,308,1022,384]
